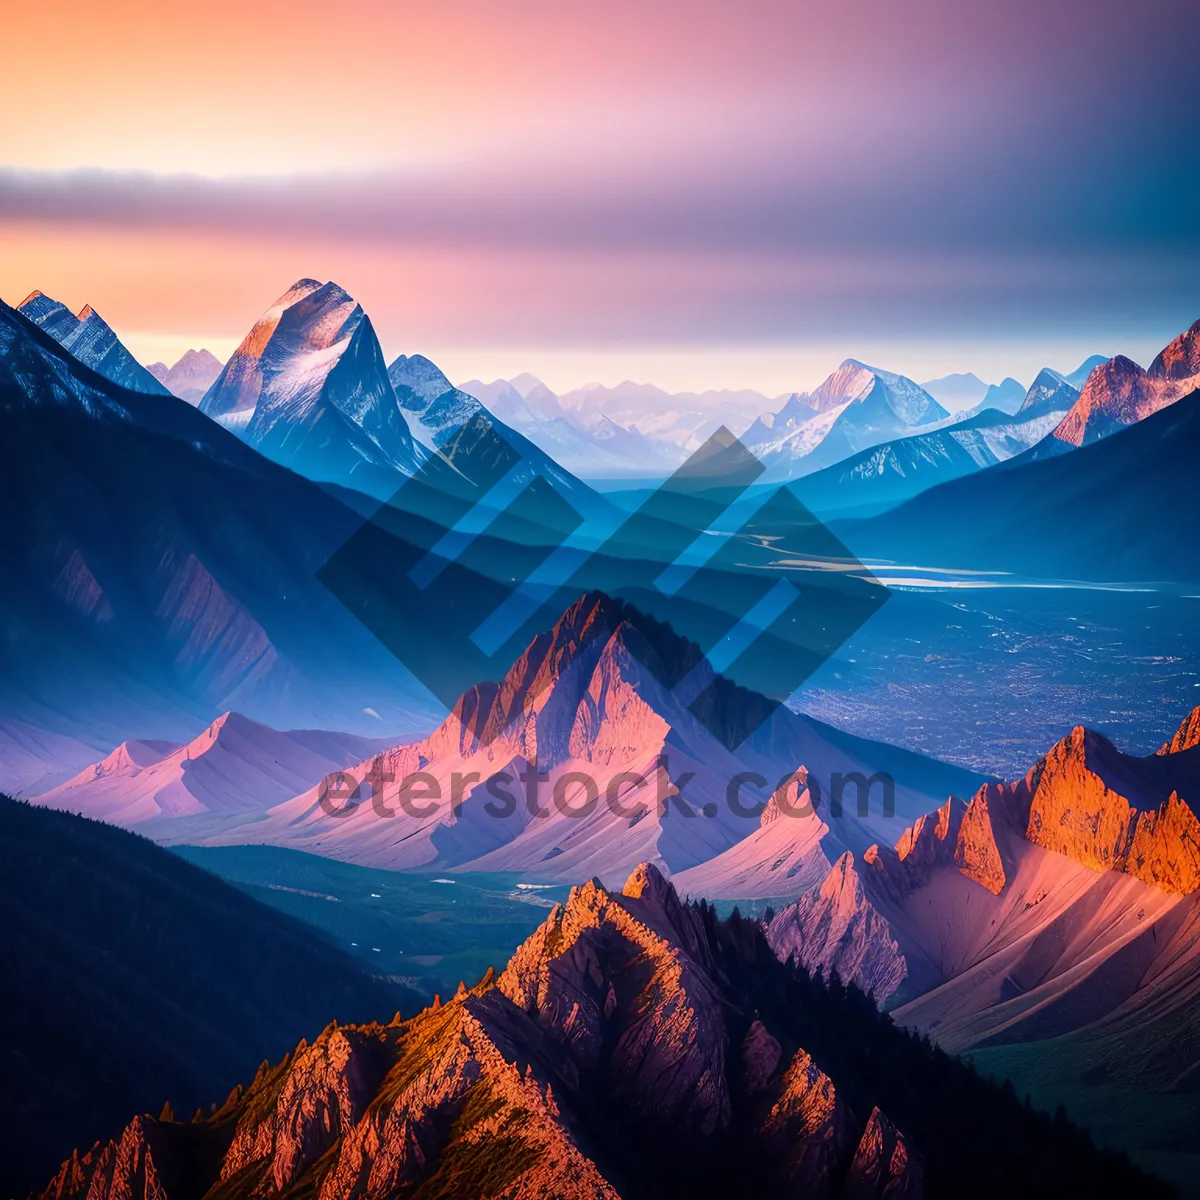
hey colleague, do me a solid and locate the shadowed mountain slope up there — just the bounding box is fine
[35,863,1162,1200]
[842,387,1200,582]
[17,290,170,396]
[0,296,465,742]
[757,708,1200,1191]
[0,796,418,1198]
[190,592,983,885]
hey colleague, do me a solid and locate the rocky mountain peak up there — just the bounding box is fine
[1149,317,1200,380]
[620,858,671,901]
[865,788,1006,899]
[766,850,908,1001]
[34,835,1166,1200]
[844,1107,924,1198]
[14,290,169,394]
[1017,367,1079,418]
[1005,720,1200,893]
[809,359,879,412]
[894,796,964,867]
[1159,705,1200,754]
[199,278,420,493]
[388,352,455,401]
[1052,320,1200,446]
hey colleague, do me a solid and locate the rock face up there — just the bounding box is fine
[200,279,424,497]
[500,869,731,1135]
[766,852,908,1001]
[1052,319,1200,446]
[1016,721,1200,894]
[861,791,1007,903]
[756,1046,852,1191]
[212,589,930,884]
[40,1116,181,1200]
[953,789,1008,893]
[40,863,928,1200]
[862,709,1200,906]
[1160,707,1200,755]
[842,1107,923,1200]
[42,861,1167,1199]
[744,359,949,479]
[17,290,170,395]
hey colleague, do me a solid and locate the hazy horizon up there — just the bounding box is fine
[4,0,1198,400]
[10,279,1171,408]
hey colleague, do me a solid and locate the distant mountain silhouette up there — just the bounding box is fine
[919,371,989,411]
[844,387,1200,582]
[146,348,223,403]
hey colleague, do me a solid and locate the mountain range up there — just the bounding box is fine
[10,268,1200,1197]
[760,707,1200,1188]
[741,360,950,480]
[29,577,1197,1185]
[1047,322,1200,448]
[17,291,170,395]
[460,374,714,477]
[22,278,1183,534]
[844,382,1200,582]
[24,276,1179,535]
[33,858,1162,1200]
[792,321,1196,530]
[33,712,390,834]
[460,363,1085,489]
[794,367,1082,516]
[198,280,606,525]
[19,663,1200,1191]
[49,592,979,883]
[0,293,447,743]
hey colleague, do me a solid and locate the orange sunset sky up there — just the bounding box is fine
[3,0,1198,392]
